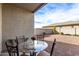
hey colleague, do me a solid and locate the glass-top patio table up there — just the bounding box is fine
[34,40,48,52]
[19,40,48,56]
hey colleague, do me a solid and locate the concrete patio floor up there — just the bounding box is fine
[43,34,79,56]
[1,34,79,56]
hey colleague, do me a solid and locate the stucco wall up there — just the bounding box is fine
[0,4,2,53]
[56,26,79,35]
[2,4,34,51]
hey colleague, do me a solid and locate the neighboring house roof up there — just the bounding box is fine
[43,21,79,27]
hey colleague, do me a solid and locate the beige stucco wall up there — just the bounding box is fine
[56,26,79,35]
[0,4,2,53]
[2,4,34,51]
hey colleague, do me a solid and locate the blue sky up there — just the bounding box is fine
[34,3,79,28]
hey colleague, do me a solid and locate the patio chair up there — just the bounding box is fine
[36,32,45,41]
[5,37,29,56]
[16,35,28,44]
[5,39,19,56]
[37,39,56,56]
[16,36,30,56]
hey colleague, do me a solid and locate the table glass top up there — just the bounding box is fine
[19,40,48,53]
[34,40,48,52]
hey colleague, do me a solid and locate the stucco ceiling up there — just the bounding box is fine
[13,3,46,13]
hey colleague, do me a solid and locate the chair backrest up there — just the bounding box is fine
[50,39,56,56]
[37,32,45,41]
[5,40,19,56]
[16,36,28,44]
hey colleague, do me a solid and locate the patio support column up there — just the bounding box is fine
[59,26,62,35]
[75,27,76,36]
[72,25,76,36]
[53,26,56,34]
[72,25,74,36]
[0,3,2,54]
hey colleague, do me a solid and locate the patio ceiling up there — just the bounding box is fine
[12,3,46,13]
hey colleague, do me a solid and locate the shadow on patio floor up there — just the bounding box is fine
[45,40,79,56]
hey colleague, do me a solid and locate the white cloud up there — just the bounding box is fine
[34,4,79,28]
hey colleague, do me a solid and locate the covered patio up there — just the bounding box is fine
[1,3,79,56]
[0,3,47,56]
